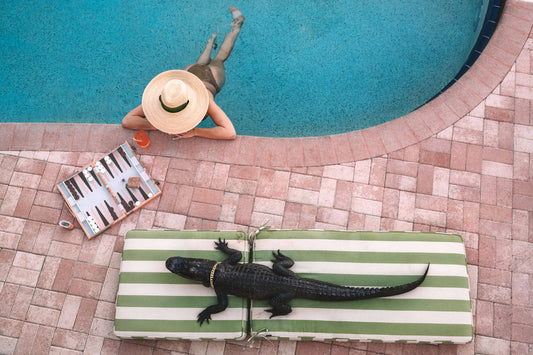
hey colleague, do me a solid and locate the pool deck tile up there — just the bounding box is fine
[419,104,451,135]
[360,126,387,158]
[1,1,533,354]
[461,70,495,99]
[326,134,351,165]
[343,131,367,162]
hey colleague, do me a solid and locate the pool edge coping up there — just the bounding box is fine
[1,0,532,168]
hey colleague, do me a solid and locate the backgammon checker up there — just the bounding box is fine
[57,142,162,239]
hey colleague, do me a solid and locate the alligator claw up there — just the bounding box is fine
[265,308,276,319]
[265,305,291,318]
[197,310,212,326]
[266,310,284,319]
[271,250,284,262]
[215,238,228,251]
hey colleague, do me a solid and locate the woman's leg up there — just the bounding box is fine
[212,7,244,63]
[210,7,244,89]
[196,33,218,65]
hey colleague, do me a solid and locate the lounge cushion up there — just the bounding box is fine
[250,230,473,344]
[114,230,249,340]
[114,229,473,344]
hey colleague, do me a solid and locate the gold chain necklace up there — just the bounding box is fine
[209,262,220,288]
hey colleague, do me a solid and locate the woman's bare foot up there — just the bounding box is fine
[229,6,244,27]
[208,32,219,49]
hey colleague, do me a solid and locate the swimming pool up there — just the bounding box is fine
[1,0,498,137]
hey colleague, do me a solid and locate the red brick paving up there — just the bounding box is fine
[0,3,532,354]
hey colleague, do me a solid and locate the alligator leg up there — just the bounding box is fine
[197,289,229,325]
[266,292,293,318]
[271,250,296,277]
[215,238,242,265]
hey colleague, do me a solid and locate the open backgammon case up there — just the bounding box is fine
[57,141,161,239]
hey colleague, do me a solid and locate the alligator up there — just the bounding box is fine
[166,238,429,325]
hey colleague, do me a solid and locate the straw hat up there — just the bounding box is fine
[142,70,209,134]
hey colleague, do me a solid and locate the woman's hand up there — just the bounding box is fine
[171,128,197,140]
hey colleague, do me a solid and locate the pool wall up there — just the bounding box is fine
[0,0,531,168]
[431,0,505,99]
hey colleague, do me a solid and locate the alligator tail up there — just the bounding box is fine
[347,263,430,300]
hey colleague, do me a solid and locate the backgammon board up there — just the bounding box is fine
[57,141,161,239]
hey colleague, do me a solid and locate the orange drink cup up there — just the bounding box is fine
[133,130,150,148]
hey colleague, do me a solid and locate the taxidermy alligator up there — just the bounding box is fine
[166,239,429,325]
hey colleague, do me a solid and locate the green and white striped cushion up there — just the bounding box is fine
[250,230,473,344]
[114,230,249,340]
[114,230,473,343]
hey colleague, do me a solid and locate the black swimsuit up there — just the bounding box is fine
[186,64,220,96]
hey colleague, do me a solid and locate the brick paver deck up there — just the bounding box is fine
[1,1,532,354]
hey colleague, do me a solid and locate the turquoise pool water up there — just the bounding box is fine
[1,0,489,137]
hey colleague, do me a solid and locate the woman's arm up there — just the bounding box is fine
[174,94,236,140]
[122,105,157,130]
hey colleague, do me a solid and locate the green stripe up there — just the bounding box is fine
[114,319,244,333]
[250,319,472,337]
[252,298,471,312]
[253,250,465,265]
[126,230,248,240]
[122,250,249,262]
[256,230,463,243]
[116,295,244,308]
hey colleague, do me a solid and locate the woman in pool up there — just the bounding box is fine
[122,7,244,140]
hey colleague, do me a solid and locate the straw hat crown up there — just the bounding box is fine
[160,79,189,110]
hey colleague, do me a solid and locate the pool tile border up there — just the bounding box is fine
[1,0,532,168]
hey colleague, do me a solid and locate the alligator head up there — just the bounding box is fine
[166,257,215,287]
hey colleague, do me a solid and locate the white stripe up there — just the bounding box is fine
[124,238,245,251]
[250,331,472,344]
[384,286,470,300]
[118,283,470,301]
[120,261,169,273]
[115,307,244,321]
[251,307,472,325]
[256,239,465,254]
[118,283,215,296]
[114,330,245,339]
[254,261,467,278]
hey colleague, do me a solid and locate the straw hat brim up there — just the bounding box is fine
[142,70,209,134]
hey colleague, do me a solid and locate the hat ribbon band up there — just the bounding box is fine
[159,96,189,113]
